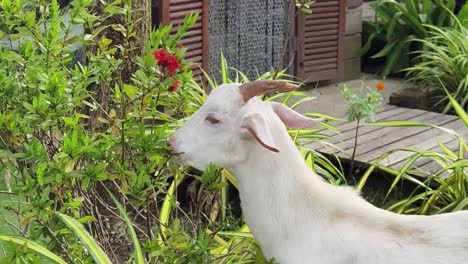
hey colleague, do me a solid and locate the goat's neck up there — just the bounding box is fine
[229,124,323,200]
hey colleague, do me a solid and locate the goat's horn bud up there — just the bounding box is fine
[239,80,299,102]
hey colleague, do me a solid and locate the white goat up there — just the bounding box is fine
[170,81,468,264]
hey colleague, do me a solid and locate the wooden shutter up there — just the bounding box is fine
[161,0,209,77]
[296,0,346,82]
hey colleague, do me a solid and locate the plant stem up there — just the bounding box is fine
[349,118,360,179]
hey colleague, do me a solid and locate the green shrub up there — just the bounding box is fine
[0,0,207,262]
[363,0,461,77]
[405,22,468,113]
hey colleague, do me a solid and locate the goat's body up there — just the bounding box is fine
[232,119,468,264]
[173,83,468,264]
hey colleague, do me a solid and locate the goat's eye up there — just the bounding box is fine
[205,115,220,125]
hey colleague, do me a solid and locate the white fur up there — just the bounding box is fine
[171,83,468,264]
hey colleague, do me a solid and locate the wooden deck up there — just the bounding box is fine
[306,105,467,175]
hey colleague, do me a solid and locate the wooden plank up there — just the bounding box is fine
[300,69,341,82]
[338,113,444,154]
[313,6,340,13]
[312,1,340,8]
[318,111,444,157]
[307,12,341,20]
[185,48,203,58]
[308,104,466,175]
[305,24,338,32]
[304,46,338,56]
[304,29,339,38]
[305,17,339,25]
[170,8,202,19]
[171,2,201,12]
[304,34,338,43]
[170,0,197,5]
[393,123,468,170]
[305,52,338,60]
[304,57,338,67]
[405,136,468,178]
[376,118,465,167]
[304,40,340,50]
[304,63,338,72]
[354,113,459,162]
[318,106,420,138]
[306,106,403,150]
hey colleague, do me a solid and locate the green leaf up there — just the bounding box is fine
[98,38,112,47]
[56,213,112,264]
[104,187,145,264]
[385,12,403,41]
[158,171,185,244]
[453,198,468,211]
[300,7,313,15]
[457,4,468,26]
[443,82,468,128]
[381,39,408,76]
[83,34,94,41]
[103,5,127,15]
[36,163,47,186]
[123,84,138,100]
[404,0,419,20]
[368,120,430,127]
[0,235,67,264]
[371,39,398,59]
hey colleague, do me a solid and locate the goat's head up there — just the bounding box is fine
[169,80,322,170]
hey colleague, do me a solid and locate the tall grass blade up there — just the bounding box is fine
[443,82,468,127]
[104,187,145,264]
[0,235,67,264]
[56,212,112,264]
[158,171,185,244]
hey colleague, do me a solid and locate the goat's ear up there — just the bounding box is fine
[270,102,323,129]
[241,112,279,153]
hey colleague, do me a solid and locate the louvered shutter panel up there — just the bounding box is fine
[296,0,346,82]
[161,0,209,78]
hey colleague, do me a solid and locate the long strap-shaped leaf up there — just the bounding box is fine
[158,170,186,245]
[104,186,145,264]
[0,235,67,264]
[56,212,112,264]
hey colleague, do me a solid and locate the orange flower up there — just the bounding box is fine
[377,81,385,91]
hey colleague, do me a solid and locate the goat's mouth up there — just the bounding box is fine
[172,152,185,156]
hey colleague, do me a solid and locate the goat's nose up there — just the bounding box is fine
[168,136,177,147]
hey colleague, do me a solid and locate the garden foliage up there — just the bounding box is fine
[0,0,340,263]
[405,20,468,112]
[363,0,466,77]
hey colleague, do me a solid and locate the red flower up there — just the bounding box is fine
[170,80,181,92]
[152,49,166,62]
[166,57,181,75]
[152,49,181,75]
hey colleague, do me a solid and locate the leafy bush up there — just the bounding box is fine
[363,0,463,77]
[405,22,468,113]
[0,1,343,263]
[0,0,211,262]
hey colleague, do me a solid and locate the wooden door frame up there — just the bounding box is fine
[295,0,346,82]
